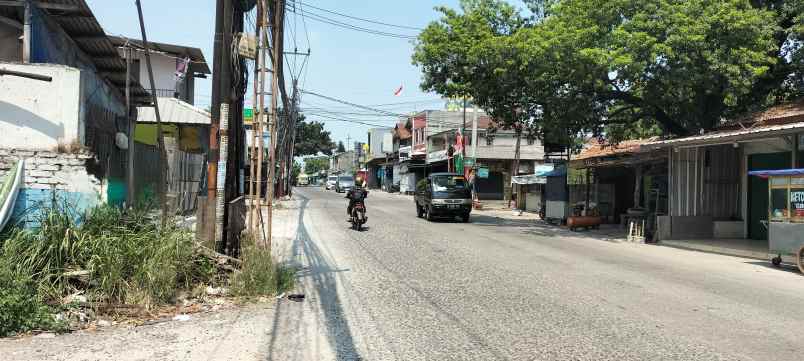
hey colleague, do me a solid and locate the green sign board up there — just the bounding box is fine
[244,108,254,125]
[478,167,489,178]
[463,158,475,167]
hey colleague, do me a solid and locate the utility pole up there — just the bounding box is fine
[265,0,285,249]
[135,0,169,224]
[125,46,135,207]
[248,0,264,235]
[207,0,225,243]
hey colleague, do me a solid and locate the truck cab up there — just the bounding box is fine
[415,173,472,222]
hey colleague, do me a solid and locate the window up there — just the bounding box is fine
[770,188,788,221]
[432,176,467,192]
[486,136,493,146]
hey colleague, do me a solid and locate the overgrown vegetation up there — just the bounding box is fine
[0,202,294,337]
[229,236,295,297]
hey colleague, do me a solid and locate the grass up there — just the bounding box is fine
[0,202,296,336]
[229,234,296,297]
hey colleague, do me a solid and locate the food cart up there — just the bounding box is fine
[748,169,804,273]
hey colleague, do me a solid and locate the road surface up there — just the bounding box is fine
[266,187,804,360]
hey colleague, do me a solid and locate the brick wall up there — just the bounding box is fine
[0,148,100,192]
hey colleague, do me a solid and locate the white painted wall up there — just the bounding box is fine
[0,63,81,150]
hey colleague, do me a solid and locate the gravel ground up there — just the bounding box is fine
[2,187,803,360]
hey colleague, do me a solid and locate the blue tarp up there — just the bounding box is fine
[748,169,804,178]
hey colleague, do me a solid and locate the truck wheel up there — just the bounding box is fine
[416,204,424,218]
[425,206,434,221]
[797,246,804,274]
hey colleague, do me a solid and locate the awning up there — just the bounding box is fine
[748,169,804,178]
[511,164,556,185]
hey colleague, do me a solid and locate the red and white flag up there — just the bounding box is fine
[393,84,403,96]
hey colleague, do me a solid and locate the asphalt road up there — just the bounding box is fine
[268,187,804,361]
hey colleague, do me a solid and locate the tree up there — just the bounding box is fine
[413,0,535,182]
[304,156,330,175]
[294,116,336,156]
[291,161,302,185]
[337,141,346,153]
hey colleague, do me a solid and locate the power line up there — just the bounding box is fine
[285,5,416,40]
[289,0,423,31]
[301,89,409,117]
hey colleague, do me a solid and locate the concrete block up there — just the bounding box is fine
[28,183,53,190]
[669,216,713,239]
[37,164,60,171]
[28,170,53,178]
[67,158,86,166]
[37,152,58,158]
[36,177,59,184]
[14,150,35,157]
[714,221,743,239]
[0,149,8,156]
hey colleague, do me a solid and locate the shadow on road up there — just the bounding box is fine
[266,194,362,361]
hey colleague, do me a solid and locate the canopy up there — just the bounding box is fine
[511,164,556,185]
[748,169,804,178]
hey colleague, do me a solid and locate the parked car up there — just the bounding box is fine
[326,176,338,190]
[415,173,472,222]
[335,175,355,193]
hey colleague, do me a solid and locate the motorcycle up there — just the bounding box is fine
[350,202,367,231]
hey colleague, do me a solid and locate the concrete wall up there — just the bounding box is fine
[0,63,82,150]
[0,23,21,62]
[0,148,102,227]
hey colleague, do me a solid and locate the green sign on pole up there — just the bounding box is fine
[244,108,254,125]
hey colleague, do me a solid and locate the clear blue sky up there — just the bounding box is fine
[86,0,526,147]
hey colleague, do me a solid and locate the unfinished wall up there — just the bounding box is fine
[0,63,82,149]
[0,148,101,226]
[0,22,21,62]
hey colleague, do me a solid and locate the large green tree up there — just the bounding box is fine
[304,156,330,175]
[294,116,335,156]
[415,0,795,145]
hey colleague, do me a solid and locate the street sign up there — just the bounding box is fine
[478,167,489,178]
[244,108,254,125]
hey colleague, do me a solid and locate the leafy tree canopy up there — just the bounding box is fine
[304,156,330,175]
[294,116,335,156]
[337,141,346,153]
[414,0,800,143]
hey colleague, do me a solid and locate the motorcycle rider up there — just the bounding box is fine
[346,176,368,221]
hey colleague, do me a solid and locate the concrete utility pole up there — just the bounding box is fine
[135,0,169,224]
[265,0,285,249]
[207,0,226,243]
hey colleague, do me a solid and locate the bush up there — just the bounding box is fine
[0,263,65,337]
[0,203,216,307]
[229,245,295,297]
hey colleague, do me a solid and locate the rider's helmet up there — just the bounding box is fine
[354,175,364,189]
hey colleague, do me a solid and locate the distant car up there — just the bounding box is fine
[326,176,338,190]
[335,175,355,193]
[415,172,472,222]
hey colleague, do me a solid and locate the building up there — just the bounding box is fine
[644,99,804,257]
[365,127,393,189]
[0,0,150,221]
[114,36,212,212]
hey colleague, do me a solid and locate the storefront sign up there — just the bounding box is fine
[791,190,804,217]
[478,167,489,178]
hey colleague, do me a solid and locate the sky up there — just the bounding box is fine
[86,0,526,147]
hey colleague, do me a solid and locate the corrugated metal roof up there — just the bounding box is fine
[109,36,211,74]
[137,97,210,125]
[0,0,150,104]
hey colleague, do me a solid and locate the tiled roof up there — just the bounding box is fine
[574,138,657,161]
[646,99,804,148]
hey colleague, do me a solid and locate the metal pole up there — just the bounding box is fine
[22,0,31,63]
[248,0,263,235]
[266,0,285,249]
[135,0,169,224]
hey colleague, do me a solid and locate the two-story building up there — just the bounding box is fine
[0,0,150,222]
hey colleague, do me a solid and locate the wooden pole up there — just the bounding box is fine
[265,0,285,250]
[125,46,136,208]
[135,0,169,224]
